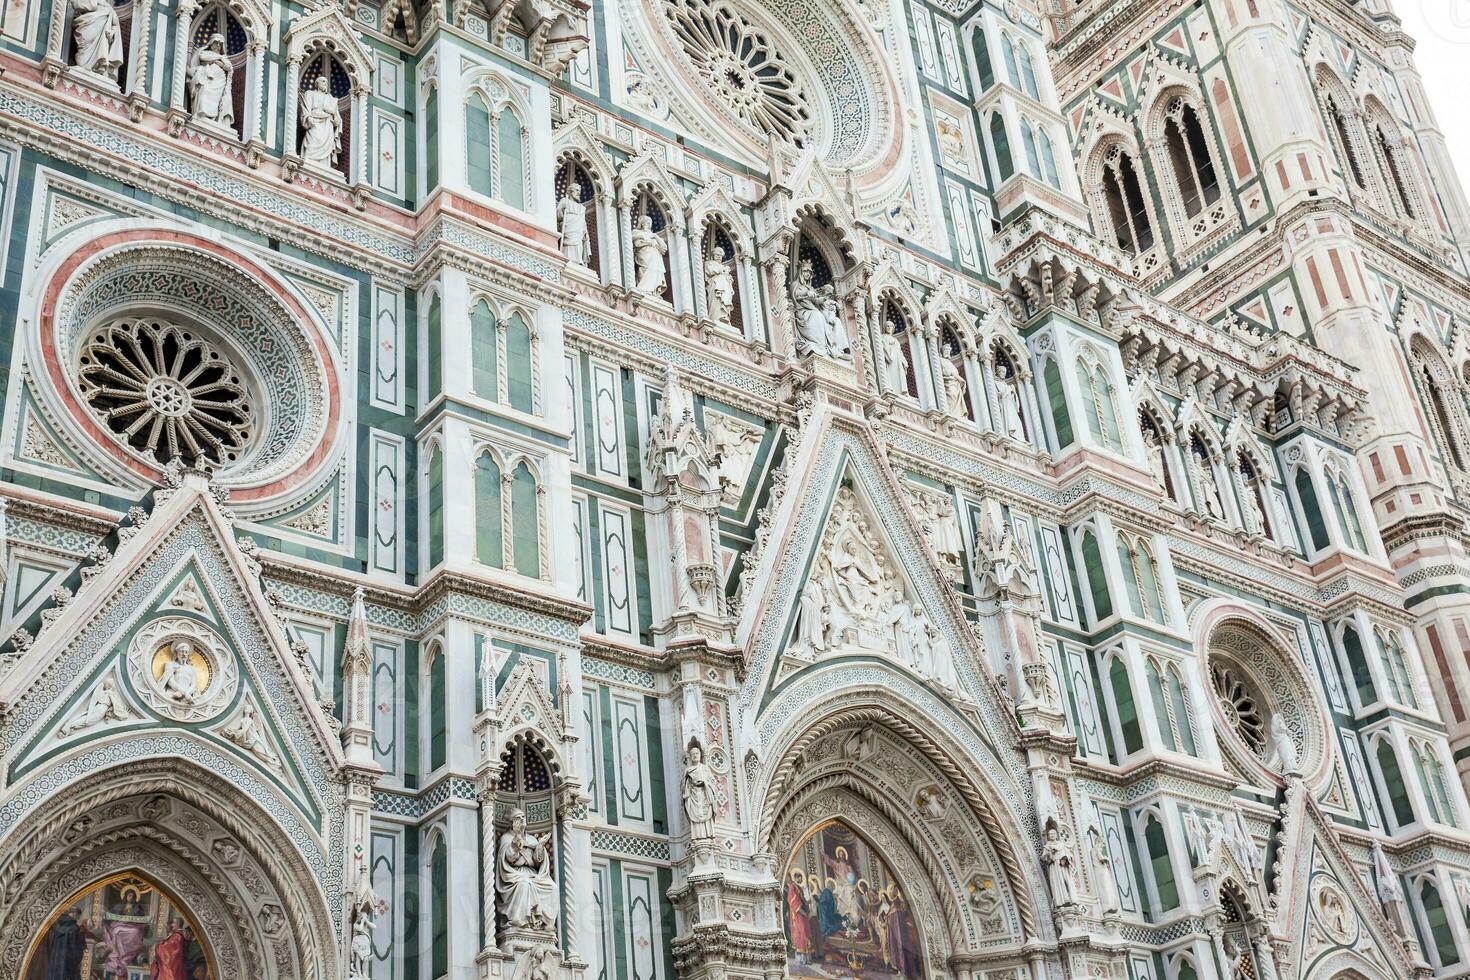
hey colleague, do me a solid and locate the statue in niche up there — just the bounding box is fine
[704,252,735,326]
[940,348,967,416]
[1240,478,1266,533]
[1041,818,1078,907]
[188,33,234,127]
[791,260,850,360]
[1194,449,1225,520]
[1085,824,1120,914]
[908,491,963,582]
[1142,424,1169,490]
[60,677,134,735]
[681,740,716,841]
[70,0,123,79]
[556,193,590,265]
[497,809,559,930]
[348,866,379,980]
[704,412,760,503]
[994,358,1026,440]
[878,329,908,394]
[1373,839,1409,938]
[299,75,343,172]
[632,214,668,295]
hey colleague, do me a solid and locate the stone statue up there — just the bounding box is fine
[1240,481,1266,534]
[940,351,967,416]
[188,33,234,127]
[1143,426,1169,491]
[299,76,343,172]
[1373,839,1408,938]
[1202,817,1226,873]
[704,412,760,502]
[1252,935,1279,980]
[1042,819,1078,906]
[879,330,908,394]
[888,598,921,671]
[158,640,203,704]
[497,809,559,930]
[556,193,590,265]
[1269,714,1298,775]
[60,677,134,735]
[994,361,1026,440]
[704,252,735,326]
[348,866,378,980]
[221,701,283,773]
[1085,825,1120,914]
[910,491,963,581]
[795,578,829,655]
[70,0,123,79]
[631,214,668,295]
[1196,451,1225,520]
[1222,937,1246,978]
[791,260,850,360]
[682,741,716,840]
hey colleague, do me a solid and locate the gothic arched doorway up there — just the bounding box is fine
[783,818,925,980]
[23,871,214,980]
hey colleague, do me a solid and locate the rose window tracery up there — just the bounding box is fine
[77,319,254,468]
[664,0,812,144]
[1210,661,1266,755]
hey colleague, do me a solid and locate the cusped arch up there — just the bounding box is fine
[754,683,1045,944]
[0,756,338,980]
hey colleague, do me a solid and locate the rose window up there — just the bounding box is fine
[77,319,254,468]
[1210,662,1266,755]
[664,0,812,144]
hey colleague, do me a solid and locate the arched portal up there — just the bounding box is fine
[23,871,215,980]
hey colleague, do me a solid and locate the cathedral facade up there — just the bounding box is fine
[6,0,1470,977]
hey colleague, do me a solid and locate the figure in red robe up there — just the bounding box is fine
[786,872,814,963]
[150,920,189,980]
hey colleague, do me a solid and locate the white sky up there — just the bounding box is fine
[1396,1,1470,179]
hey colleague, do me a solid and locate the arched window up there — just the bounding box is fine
[702,220,744,332]
[466,92,493,197]
[1117,534,1164,623]
[555,157,601,274]
[428,645,447,769]
[1109,656,1143,755]
[1161,97,1220,218]
[187,5,249,139]
[1411,742,1448,824]
[1037,127,1061,187]
[429,831,448,978]
[1420,879,1462,966]
[1167,666,1197,755]
[1098,145,1155,255]
[1146,661,1177,752]
[1016,41,1039,98]
[1375,121,1416,219]
[1376,737,1416,828]
[989,113,1014,182]
[1377,628,1418,710]
[425,84,440,189]
[1322,90,1366,189]
[1411,341,1469,475]
[1143,814,1179,911]
[1080,529,1112,622]
[1043,358,1073,448]
[1293,467,1330,551]
[426,442,444,567]
[425,291,443,399]
[1002,35,1021,90]
[506,312,534,413]
[1020,120,1042,179]
[511,461,541,578]
[1076,353,1121,450]
[1325,468,1366,551]
[299,52,353,181]
[971,27,995,90]
[498,105,527,210]
[475,451,503,568]
[471,299,497,399]
[1422,744,1457,827]
[1340,624,1377,707]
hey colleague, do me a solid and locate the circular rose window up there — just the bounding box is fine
[77,319,255,468]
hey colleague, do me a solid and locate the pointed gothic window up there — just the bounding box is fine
[1340,624,1378,707]
[511,461,541,578]
[467,93,493,197]
[1109,656,1143,755]
[989,114,1013,181]
[1143,814,1179,910]
[1099,146,1155,255]
[1324,92,1366,189]
[471,299,498,399]
[1376,122,1416,218]
[506,313,534,414]
[1377,737,1416,827]
[498,106,527,210]
[475,451,504,568]
[426,442,445,567]
[1163,98,1220,218]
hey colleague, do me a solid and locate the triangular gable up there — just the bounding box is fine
[1275,786,1418,979]
[0,474,347,842]
[616,151,688,227]
[284,5,375,82]
[553,112,618,194]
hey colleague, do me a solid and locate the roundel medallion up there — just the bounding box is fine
[126,617,239,723]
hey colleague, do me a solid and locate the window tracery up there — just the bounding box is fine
[1093,143,1156,260]
[77,318,254,469]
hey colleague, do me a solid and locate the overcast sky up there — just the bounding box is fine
[1397,1,1470,183]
